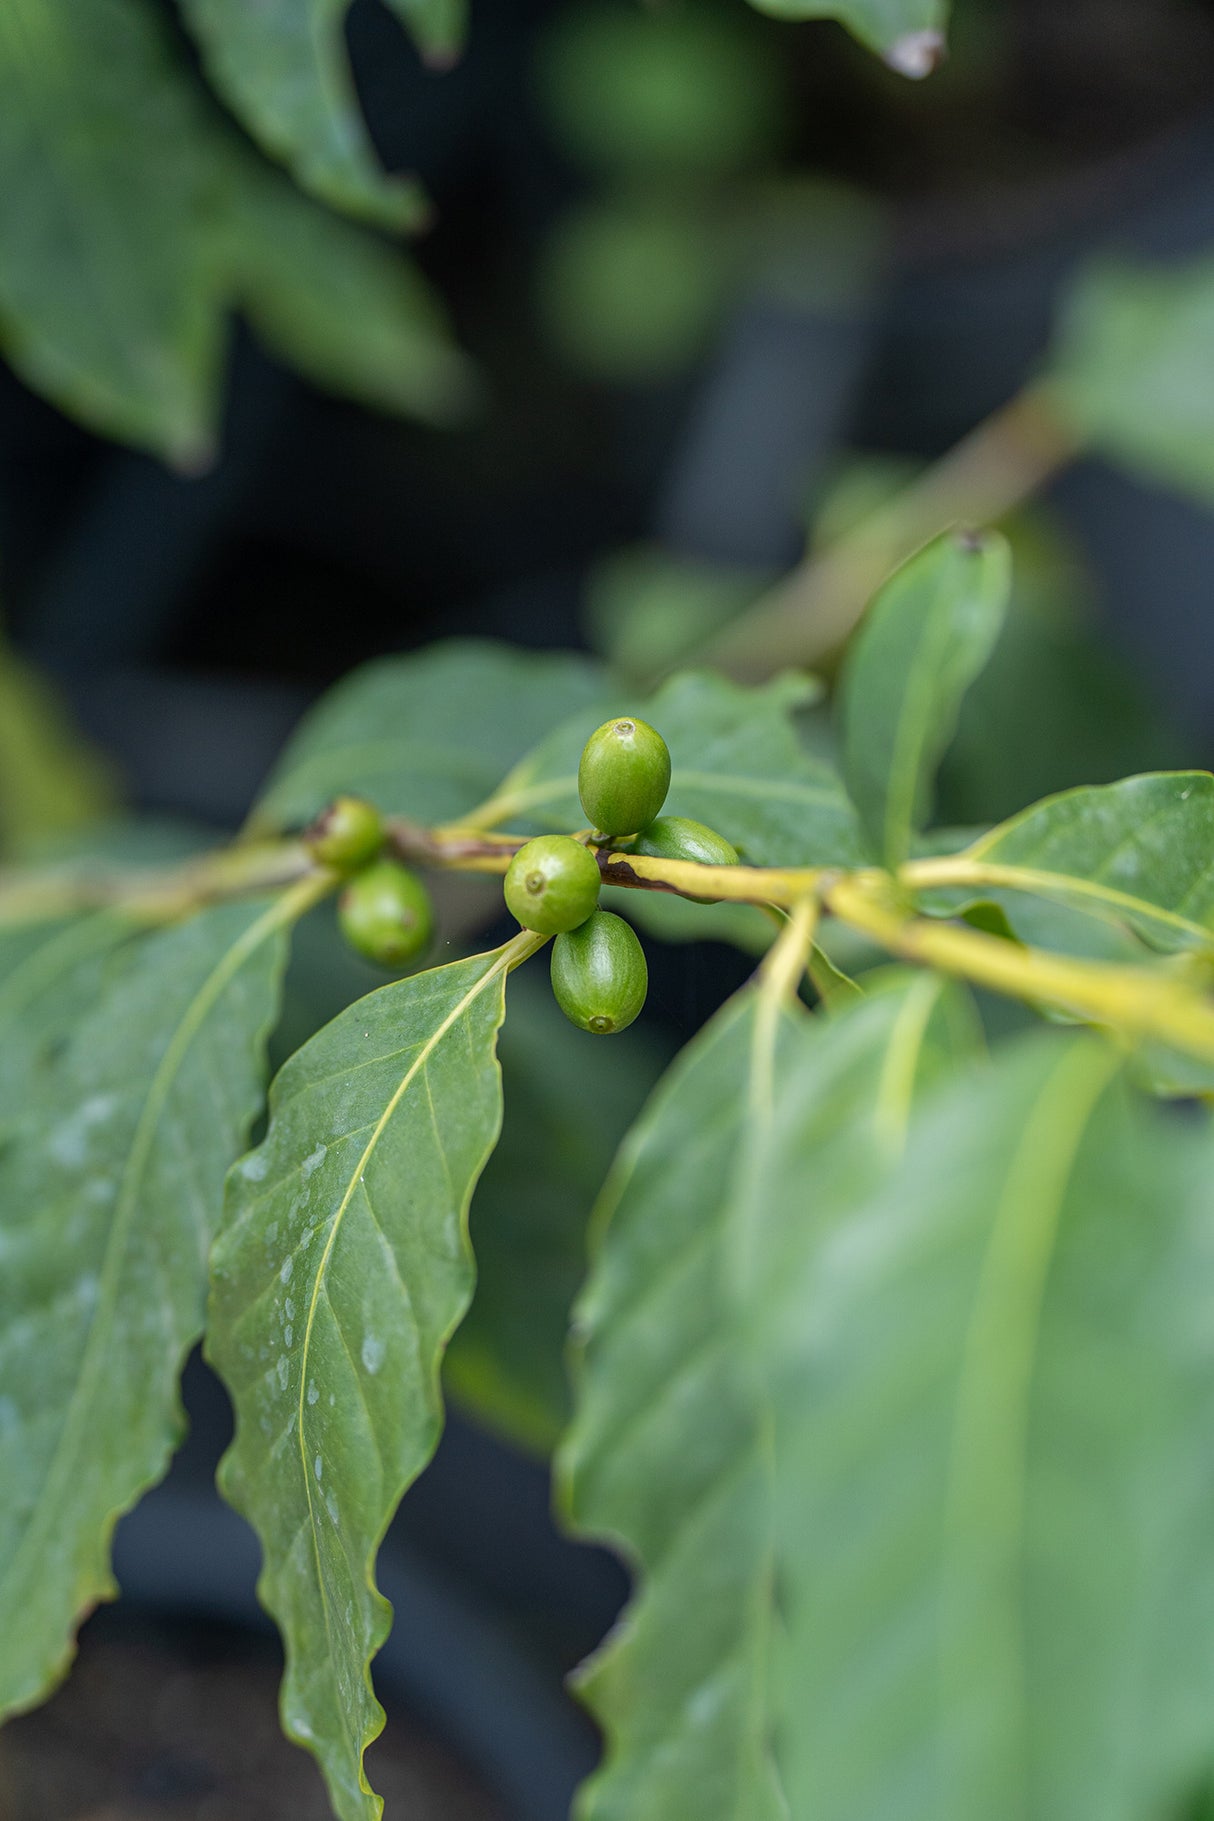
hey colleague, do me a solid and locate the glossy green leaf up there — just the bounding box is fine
[1049,257,1214,507]
[0,913,135,1146]
[180,0,428,229]
[560,973,975,1820]
[0,0,223,464]
[445,971,670,1453]
[841,529,1012,866]
[208,935,536,1821]
[756,1032,1214,1820]
[938,773,1214,955]
[254,640,610,831]
[484,670,865,867]
[222,151,476,426]
[0,897,296,1716]
[745,0,948,71]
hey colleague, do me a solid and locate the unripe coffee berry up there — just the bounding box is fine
[633,814,738,903]
[504,835,601,934]
[578,717,671,837]
[305,795,384,871]
[551,910,648,1034]
[338,860,434,968]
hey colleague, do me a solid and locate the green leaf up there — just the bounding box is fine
[221,150,476,426]
[0,0,223,464]
[744,0,948,71]
[1048,257,1214,507]
[756,1032,1214,1820]
[0,896,296,1716]
[208,934,537,1821]
[384,0,467,66]
[841,529,1013,867]
[445,971,670,1453]
[559,973,975,1820]
[0,913,135,1146]
[179,0,428,229]
[0,637,117,858]
[486,670,865,867]
[254,640,610,831]
[933,773,1214,955]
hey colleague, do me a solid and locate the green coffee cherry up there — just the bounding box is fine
[338,860,434,969]
[504,835,602,934]
[551,910,648,1035]
[633,813,738,903]
[578,716,671,836]
[305,795,384,871]
[634,815,738,867]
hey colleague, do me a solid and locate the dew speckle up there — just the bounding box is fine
[307,1379,319,1405]
[301,1144,327,1182]
[279,1255,294,1284]
[241,1151,269,1182]
[284,1323,294,1347]
[361,1334,384,1375]
[326,1493,340,1526]
[284,1296,295,1322]
[50,1094,118,1168]
[276,1356,289,1391]
[313,1454,323,1481]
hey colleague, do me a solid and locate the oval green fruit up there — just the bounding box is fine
[578,716,671,836]
[504,835,602,935]
[338,860,434,969]
[551,910,648,1035]
[305,794,384,871]
[633,813,738,903]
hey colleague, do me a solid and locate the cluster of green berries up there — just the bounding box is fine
[306,796,435,971]
[504,716,738,1034]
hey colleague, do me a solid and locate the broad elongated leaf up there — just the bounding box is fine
[486,670,866,867]
[0,896,296,1715]
[445,972,670,1453]
[560,973,975,1820]
[919,772,1214,955]
[1048,257,1214,507]
[222,149,475,426]
[180,0,427,229]
[755,1032,1214,1820]
[0,0,222,464]
[745,0,948,70]
[842,529,1012,866]
[254,640,610,831]
[208,935,536,1821]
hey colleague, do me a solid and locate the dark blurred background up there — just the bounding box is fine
[5,1,1214,1815]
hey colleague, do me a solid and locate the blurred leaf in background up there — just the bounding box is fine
[0,628,116,858]
[745,0,949,67]
[537,1,787,184]
[1048,257,1214,508]
[0,0,471,463]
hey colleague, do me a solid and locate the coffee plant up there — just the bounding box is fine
[4,515,1214,1818]
[9,4,1214,1821]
